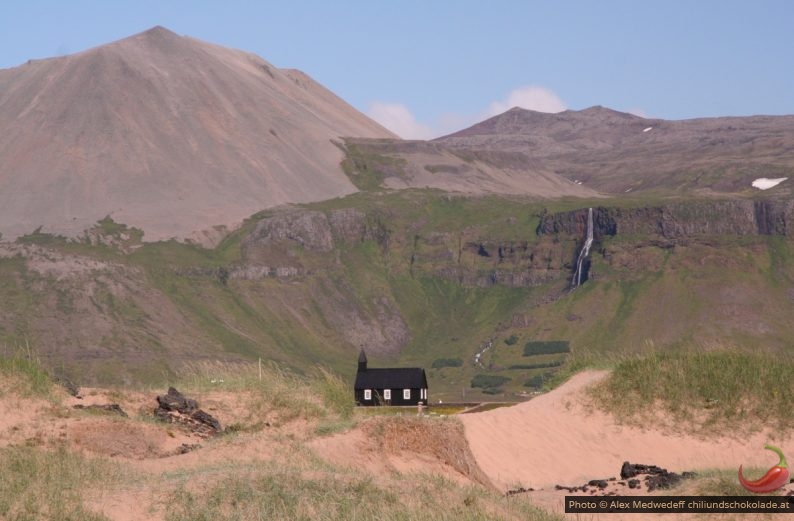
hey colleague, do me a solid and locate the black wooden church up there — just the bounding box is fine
[354,350,428,406]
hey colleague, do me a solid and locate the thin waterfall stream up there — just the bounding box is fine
[571,207,593,288]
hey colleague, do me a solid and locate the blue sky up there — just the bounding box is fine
[2,1,792,138]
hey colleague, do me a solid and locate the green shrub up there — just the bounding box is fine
[504,334,519,346]
[15,227,67,246]
[523,341,570,356]
[470,374,510,389]
[509,360,563,370]
[482,388,503,395]
[431,358,463,369]
[524,375,545,389]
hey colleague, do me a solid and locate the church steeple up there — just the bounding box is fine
[358,349,368,372]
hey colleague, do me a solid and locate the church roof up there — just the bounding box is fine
[354,367,427,390]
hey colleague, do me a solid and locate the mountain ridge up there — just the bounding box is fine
[385,104,794,195]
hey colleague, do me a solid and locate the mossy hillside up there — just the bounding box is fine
[1,194,547,386]
[3,191,794,396]
[417,232,794,400]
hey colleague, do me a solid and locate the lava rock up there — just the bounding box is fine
[505,486,535,496]
[191,409,221,432]
[156,387,199,414]
[621,461,667,479]
[154,387,221,435]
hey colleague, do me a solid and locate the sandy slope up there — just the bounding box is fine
[460,370,794,492]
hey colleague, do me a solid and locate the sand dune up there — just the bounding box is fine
[460,370,793,491]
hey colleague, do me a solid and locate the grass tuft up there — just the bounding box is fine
[592,349,794,433]
[0,446,119,521]
[0,345,53,398]
[164,457,562,521]
[175,360,353,425]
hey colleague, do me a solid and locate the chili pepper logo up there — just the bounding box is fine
[738,444,789,493]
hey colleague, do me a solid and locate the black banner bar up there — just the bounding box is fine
[565,495,794,514]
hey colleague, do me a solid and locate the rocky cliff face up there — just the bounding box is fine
[538,199,794,239]
[243,208,389,256]
[243,207,571,289]
[239,198,794,298]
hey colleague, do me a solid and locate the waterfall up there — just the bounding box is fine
[571,207,593,288]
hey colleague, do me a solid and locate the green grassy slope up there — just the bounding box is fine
[2,191,794,398]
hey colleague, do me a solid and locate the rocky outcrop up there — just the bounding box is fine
[243,208,389,256]
[413,234,570,288]
[154,387,221,436]
[246,211,334,252]
[328,208,389,246]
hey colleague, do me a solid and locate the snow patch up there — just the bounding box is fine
[752,177,788,190]
[643,127,653,132]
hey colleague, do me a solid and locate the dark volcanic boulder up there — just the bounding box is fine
[156,387,199,414]
[154,387,221,435]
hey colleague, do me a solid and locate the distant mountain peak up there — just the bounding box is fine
[576,105,638,119]
[121,25,182,49]
[137,25,179,39]
[580,105,607,112]
[145,25,175,34]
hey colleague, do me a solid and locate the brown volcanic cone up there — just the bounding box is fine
[0,26,395,242]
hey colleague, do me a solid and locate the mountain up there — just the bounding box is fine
[0,26,395,243]
[339,106,794,197]
[434,106,794,194]
[3,29,794,393]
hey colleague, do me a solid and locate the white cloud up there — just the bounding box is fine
[627,107,648,118]
[367,85,567,140]
[486,86,567,116]
[366,102,436,140]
